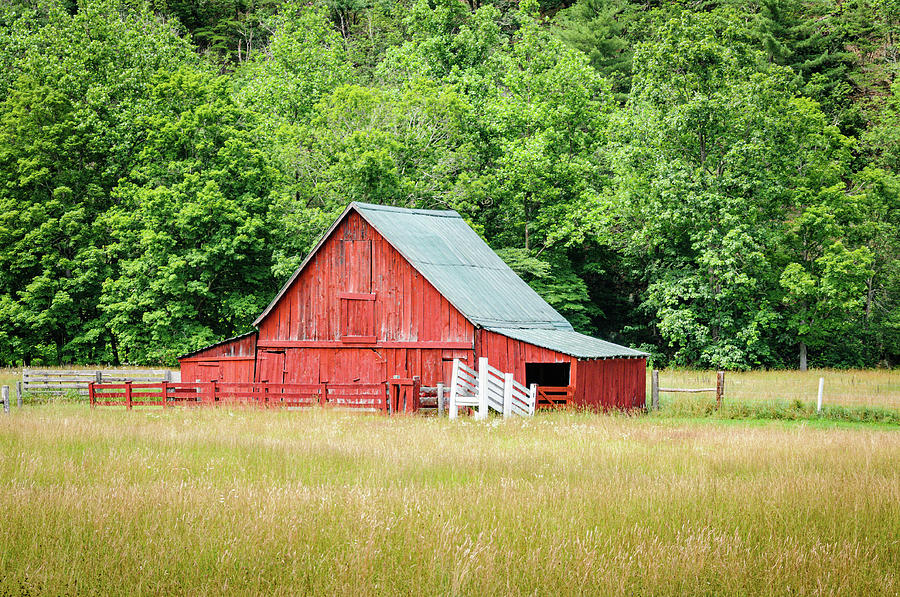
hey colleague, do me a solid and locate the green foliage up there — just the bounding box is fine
[0,0,897,369]
[614,10,855,369]
[0,0,194,365]
[554,0,636,102]
[101,67,279,364]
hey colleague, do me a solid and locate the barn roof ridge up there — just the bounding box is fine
[252,202,647,358]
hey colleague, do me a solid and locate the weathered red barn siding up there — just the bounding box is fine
[180,333,257,383]
[574,357,646,409]
[477,329,646,409]
[475,329,574,383]
[255,212,475,386]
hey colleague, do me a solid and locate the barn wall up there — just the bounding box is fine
[475,329,575,387]
[477,330,646,410]
[179,333,257,383]
[255,212,475,385]
[574,357,646,410]
[258,212,474,345]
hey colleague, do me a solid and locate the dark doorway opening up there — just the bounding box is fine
[525,362,570,387]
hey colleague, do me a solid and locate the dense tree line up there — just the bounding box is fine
[0,0,896,369]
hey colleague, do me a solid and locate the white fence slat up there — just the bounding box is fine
[449,359,460,420]
[503,373,513,417]
[477,357,488,420]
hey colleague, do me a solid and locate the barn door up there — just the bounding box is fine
[197,362,220,383]
[257,350,285,384]
[340,239,376,342]
[341,240,372,293]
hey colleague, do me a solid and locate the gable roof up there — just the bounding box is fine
[254,202,647,359]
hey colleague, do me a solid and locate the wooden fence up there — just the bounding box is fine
[23,368,178,396]
[448,358,537,419]
[89,380,390,411]
[650,369,725,410]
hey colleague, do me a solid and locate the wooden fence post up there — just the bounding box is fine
[96,370,102,385]
[411,376,421,413]
[16,381,22,408]
[436,383,444,417]
[448,359,459,420]
[161,380,168,408]
[89,382,95,408]
[715,371,725,409]
[320,383,328,407]
[476,357,488,421]
[125,381,133,411]
[2,386,8,414]
[651,370,659,411]
[817,377,824,414]
[529,384,537,416]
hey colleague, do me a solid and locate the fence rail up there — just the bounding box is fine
[650,369,725,410]
[23,368,178,396]
[89,380,389,411]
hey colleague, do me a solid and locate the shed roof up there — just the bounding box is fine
[254,202,647,359]
[486,327,648,359]
[177,331,256,360]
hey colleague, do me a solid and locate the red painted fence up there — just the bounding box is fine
[89,380,393,411]
[536,386,574,409]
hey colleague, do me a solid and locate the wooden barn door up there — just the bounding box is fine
[257,350,285,384]
[341,240,372,293]
[340,240,376,342]
[197,362,221,382]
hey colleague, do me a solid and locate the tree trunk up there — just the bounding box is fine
[799,341,807,371]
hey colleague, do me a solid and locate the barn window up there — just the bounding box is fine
[525,362,570,387]
[340,292,376,343]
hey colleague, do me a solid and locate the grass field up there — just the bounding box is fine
[652,368,899,409]
[1,406,897,595]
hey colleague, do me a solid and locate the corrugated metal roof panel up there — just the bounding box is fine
[487,327,649,359]
[354,203,573,330]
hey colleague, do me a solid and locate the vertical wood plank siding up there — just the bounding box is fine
[574,356,646,409]
[477,329,646,410]
[254,212,475,386]
[179,333,257,383]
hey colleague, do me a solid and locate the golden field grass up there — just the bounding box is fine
[0,406,898,596]
[651,368,900,409]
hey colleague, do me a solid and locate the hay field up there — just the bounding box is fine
[651,368,900,409]
[1,406,897,595]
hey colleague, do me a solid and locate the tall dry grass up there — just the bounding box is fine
[0,406,897,595]
[651,368,900,408]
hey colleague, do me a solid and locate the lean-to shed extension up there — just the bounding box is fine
[179,202,648,409]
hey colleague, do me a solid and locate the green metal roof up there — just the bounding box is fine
[254,202,647,359]
[353,203,574,331]
[485,327,648,359]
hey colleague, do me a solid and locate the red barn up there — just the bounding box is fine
[179,203,648,409]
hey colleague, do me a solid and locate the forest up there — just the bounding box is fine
[0,0,896,369]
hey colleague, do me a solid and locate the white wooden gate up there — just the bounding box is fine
[448,357,536,419]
